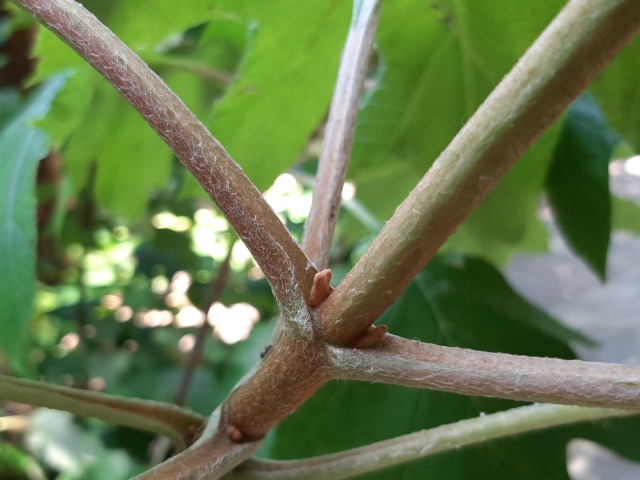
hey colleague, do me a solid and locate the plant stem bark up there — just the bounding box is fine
[328,335,640,410]
[302,0,381,270]
[12,0,317,320]
[230,404,634,480]
[317,0,640,344]
[136,407,263,480]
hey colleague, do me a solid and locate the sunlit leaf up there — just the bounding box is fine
[26,409,137,480]
[591,38,640,149]
[612,195,640,234]
[206,0,351,190]
[63,84,172,219]
[350,0,564,261]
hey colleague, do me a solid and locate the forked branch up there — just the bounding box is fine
[11,0,640,479]
[317,0,640,344]
[136,407,262,480]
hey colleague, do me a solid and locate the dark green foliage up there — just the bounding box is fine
[546,94,616,280]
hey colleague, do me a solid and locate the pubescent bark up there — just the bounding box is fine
[317,0,640,344]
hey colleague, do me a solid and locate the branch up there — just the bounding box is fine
[328,335,640,410]
[229,404,635,480]
[136,407,262,480]
[0,375,204,451]
[174,246,234,408]
[301,0,381,270]
[147,55,233,85]
[148,246,235,466]
[317,0,640,344]
[12,0,316,321]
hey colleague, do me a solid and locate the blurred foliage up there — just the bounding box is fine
[0,0,639,478]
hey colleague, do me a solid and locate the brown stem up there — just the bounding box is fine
[136,407,263,480]
[148,243,235,465]
[329,335,640,410]
[12,0,316,320]
[302,0,381,270]
[173,247,233,407]
[223,334,330,441]
[317,0,640,345]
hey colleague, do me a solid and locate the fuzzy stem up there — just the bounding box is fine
[328,335,640,410]
[12,0,316,320]
[0,375,204,451]
[230,404,634,480]
[136,407,262,480]
[317,0,640,344]
[302,0,381,270]
[223,335,330,441]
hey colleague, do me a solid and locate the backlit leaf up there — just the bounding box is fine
[206,0,351,190]
[591,38,640,149]
[349,0,565,261]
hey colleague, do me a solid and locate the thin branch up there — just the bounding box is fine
[148,245,235,466]
[229,404,635,480]
[12,0,316,321]
[0,375,204,451]
[174,246,234,407]
[302,0,381,270]
[148,55,233,85]
[328,335,640,410]
[317,0,640,344]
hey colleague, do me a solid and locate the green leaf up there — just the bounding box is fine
[591,38,640,149]
[206,0,351,190]
[26,409,136,480]
[36,70,95,150]
[32,1,224,80]
[63,84,172,219]
[0,76,65,368]
[546,94,616,280]
[612,195,640,234]
[350,0,564,261]
[264,254,593,479]
[0,443,46,480]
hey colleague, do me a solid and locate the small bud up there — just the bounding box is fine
[226,424,243,442]
[353,324,388,349]
[309,269,333,308]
